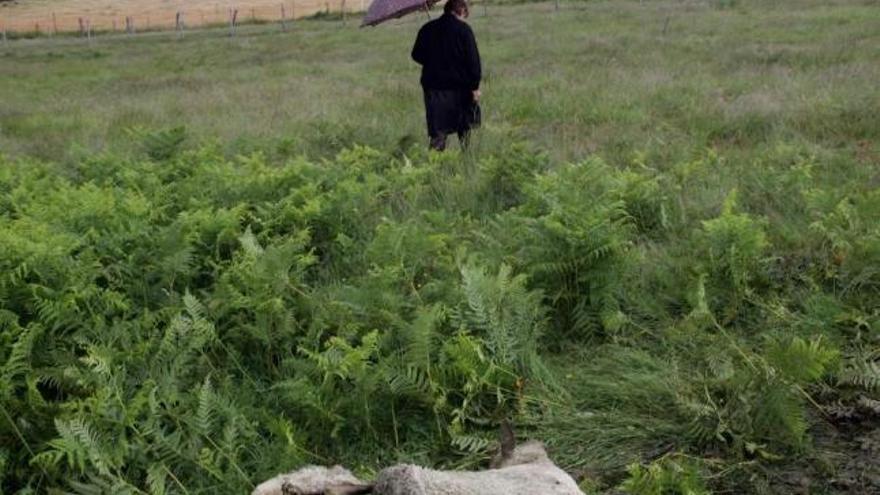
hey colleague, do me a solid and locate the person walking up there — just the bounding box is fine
[411,0,482,151]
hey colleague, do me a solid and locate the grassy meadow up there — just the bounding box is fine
[4,0,877,163]
[1,0,879,493]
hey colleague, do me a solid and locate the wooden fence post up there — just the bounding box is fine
[229,8,238,36]
[281,4,288,31]
[79,17,85,37]
[176,11,184,36]
[113,19,117,32]
[86,18,92,43]
[52,12,58,36]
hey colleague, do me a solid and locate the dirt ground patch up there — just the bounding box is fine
[0,0,362,33]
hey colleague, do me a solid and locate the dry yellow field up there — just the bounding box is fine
[0,0,363,33]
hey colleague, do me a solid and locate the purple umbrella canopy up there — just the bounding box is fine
[361,0,441,27]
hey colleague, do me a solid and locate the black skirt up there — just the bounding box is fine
[424,89,481,137]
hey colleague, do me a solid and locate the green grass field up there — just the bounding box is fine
[4,0,877,163]
[1,0,879,493]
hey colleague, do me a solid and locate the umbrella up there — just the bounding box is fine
[361,0,441,27]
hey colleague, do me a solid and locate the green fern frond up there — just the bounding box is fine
[194,376,216,437]
[620,456,709,495]
[146,463,168,495]
[44,418,104,475]
[387,364,435,398]
[141,126,187,162]
[754,381,809,449]
[237,226,264,258]
[1,323,43,397]
[764,336,839,385]
[450,433,492,454]
[403,305,444,371]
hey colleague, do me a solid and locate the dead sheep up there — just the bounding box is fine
[253,441,583,495]
[374,441,584,495]
[251,465,371,495]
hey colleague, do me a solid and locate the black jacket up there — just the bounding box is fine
[411,13,481,91]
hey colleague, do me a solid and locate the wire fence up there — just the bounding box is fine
[0,0,367,36]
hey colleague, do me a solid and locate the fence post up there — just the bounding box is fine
[52,12,58,36]
[86,18,92,43]
[229,8,238,36]
[176,11,184,36]
[35,22,40,36]
[79,17,85,37]
[281,4,288,31]
[113,19,117,32]
[1,26,6,45]
[291,0,296,21]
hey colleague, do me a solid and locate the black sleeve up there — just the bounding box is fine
[462,25,482,90]
[412,27,427,66]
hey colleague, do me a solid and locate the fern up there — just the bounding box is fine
[752,378,809,450]
[764,336,839,386]
[490,158,633,340]
[698,190,768,319]
[194,376,216,437]
[146,463,168,495]
[620,456,709,495]
[38,418,111,476]
[685,337,837,454]
[140,126,187,162]
[386,364,436,398]
[3,136,879,493]
[450,432,493,455]
[838,348,880,391]
[458,260,549,386]
[1,322,41,382]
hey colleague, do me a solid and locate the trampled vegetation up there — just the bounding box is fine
[1,0,879,493]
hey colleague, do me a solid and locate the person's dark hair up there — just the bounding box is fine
[443,0,469,17]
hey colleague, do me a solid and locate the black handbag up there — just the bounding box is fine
[469,101,482,129]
